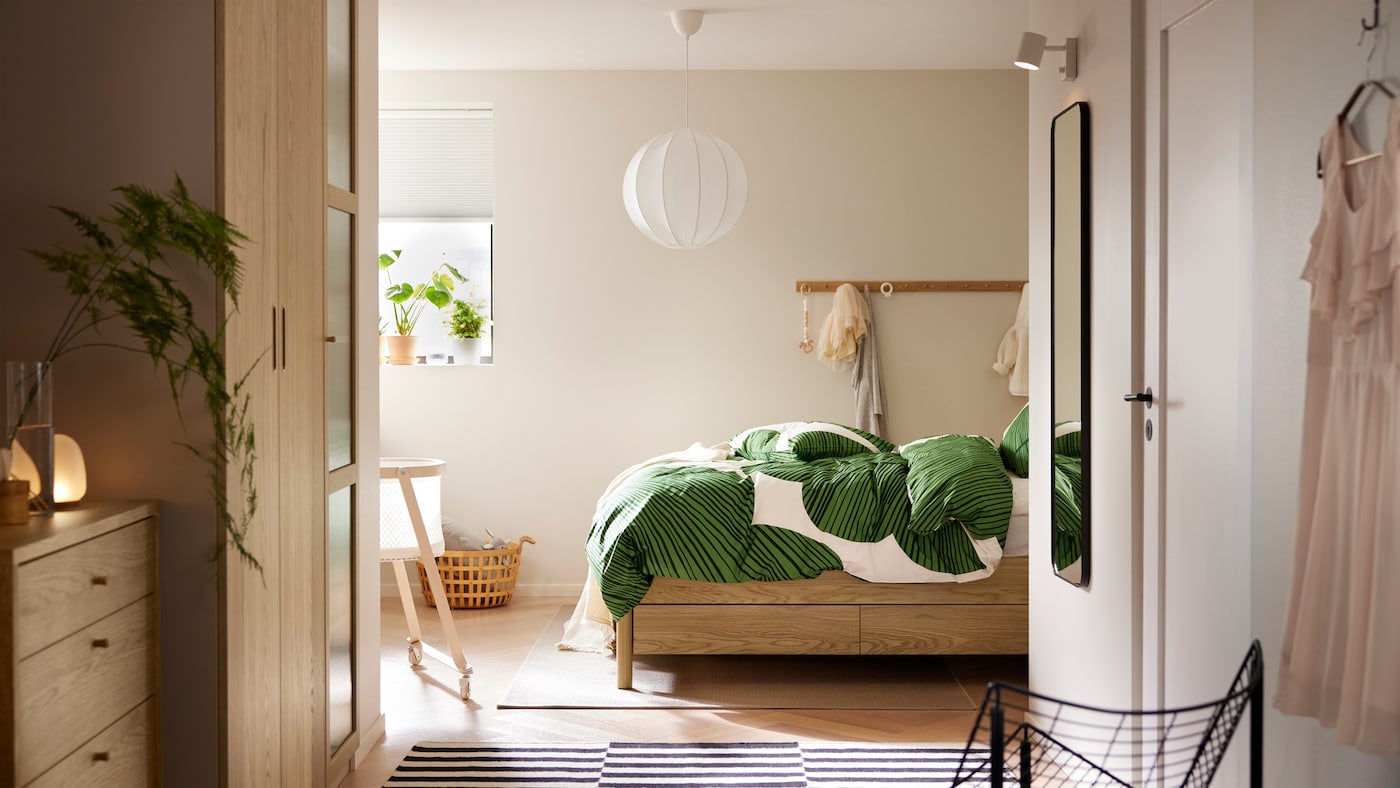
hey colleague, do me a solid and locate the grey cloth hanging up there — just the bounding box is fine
[852,287,888,437]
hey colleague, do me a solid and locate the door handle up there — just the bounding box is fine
[1123,387,1153,408]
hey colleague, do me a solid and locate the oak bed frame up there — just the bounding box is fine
[614,556,1029,688]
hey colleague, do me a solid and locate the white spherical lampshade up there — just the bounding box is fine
[623,128,748,249]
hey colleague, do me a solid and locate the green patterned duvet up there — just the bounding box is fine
[585,422,1014,621]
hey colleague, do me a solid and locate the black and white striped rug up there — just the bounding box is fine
[384,741,978,787]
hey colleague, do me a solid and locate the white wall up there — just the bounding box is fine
[1026,0,1141,710]
[1026,0,1400,782]
[379,69,1029,594]
[0,2,221,784]
[1253,1,1400,783]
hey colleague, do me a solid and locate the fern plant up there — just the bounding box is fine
[12,177,261,570]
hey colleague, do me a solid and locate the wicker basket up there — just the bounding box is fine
[416,536,535,609]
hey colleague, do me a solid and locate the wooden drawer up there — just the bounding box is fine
[860,604,1028,655]
[634,604,861,654]
[26,698,157,788]
[14,597,157,786]
[13,519,156,658]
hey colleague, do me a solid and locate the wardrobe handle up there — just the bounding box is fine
[91,638,110,649]
[271,307,279,370]
[281,307,287,370]
[90,575,108,586]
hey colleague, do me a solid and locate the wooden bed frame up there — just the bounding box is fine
[614,556,1028,688]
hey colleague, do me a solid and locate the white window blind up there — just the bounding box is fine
[379,109,493,218]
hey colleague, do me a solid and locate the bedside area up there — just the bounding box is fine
[0,501,160,787]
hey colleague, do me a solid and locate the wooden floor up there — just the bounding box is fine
[338,594,1027,787]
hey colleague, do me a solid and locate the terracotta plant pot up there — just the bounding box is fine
[384,335,419,365]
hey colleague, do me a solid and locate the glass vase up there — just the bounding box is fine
[6,361,54,516]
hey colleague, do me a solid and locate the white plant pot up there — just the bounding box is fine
[450,337,484,365]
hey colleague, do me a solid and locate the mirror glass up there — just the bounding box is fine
[1050,101,1090,587]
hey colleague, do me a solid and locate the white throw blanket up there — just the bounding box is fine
[817,283,867,371]
[993,283,1030,397]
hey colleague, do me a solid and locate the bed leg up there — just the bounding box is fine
[616,612,634,689]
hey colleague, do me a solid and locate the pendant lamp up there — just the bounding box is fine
[623,9,748,249]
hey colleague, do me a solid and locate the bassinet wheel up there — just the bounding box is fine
[459,676,471,701]
[407,643,423,666]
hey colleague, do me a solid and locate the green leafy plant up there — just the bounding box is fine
[13,177,261,570]
[379,250,464,336]
[444,291,492,340]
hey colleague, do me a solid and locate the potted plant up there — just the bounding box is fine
[379,249,465,365]
[3,178,260,568]
[444,290,492,365]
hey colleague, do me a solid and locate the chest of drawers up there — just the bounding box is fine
[0,501,160,787]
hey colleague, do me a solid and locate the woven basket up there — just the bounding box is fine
[416,536,535,609]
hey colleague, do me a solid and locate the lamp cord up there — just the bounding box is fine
[684,34,691,129]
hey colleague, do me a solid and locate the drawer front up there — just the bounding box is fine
[14,518,156,658]
[634,604,861,654]
[26,698,156,788]
[15,598,157,786]
[860,604,1029,655]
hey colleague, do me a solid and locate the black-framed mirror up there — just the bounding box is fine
[1050,101,1090,587]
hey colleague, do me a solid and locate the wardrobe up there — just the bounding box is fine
[220,0,380,785]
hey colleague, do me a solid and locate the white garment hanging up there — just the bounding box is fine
[994,283,1030,397]
[852,287,887,436]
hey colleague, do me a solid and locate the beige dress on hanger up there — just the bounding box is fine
[1276,101,1400,756]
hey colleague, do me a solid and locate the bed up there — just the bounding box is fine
[579,415,1040,689]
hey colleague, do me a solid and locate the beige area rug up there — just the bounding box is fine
[497,606,981,710]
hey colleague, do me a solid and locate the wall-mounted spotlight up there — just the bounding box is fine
[1014,32,1078,81]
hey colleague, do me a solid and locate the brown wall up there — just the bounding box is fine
[0,1,221,784]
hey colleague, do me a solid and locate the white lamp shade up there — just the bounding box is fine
[379,457,445,561]
[53,434,86,505]
[623,128,748,249]
[1014,31,1047,70]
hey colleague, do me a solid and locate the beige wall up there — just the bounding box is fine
[0,1,220,785]
[379,69,1029,592]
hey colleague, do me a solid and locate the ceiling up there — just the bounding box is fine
[379,0,1030,71]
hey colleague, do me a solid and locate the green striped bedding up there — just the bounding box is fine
[586,422,1015,621]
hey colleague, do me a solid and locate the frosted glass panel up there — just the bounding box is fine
[328,208,353,469]
[327,485,354,753]
[327,0,352,190]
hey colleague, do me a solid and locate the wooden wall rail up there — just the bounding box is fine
[795,280,1027,293]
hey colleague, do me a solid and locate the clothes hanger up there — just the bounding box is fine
[1318,13,1397,177]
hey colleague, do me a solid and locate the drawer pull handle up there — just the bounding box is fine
[91,575,109,586]
[92,752,111,762]
[91,638,110,648]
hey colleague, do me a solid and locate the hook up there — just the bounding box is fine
[1364,0,1381,32]
[880,282,894,298]
[800,283,812,295]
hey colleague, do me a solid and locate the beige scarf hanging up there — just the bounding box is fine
[817,283,868,371]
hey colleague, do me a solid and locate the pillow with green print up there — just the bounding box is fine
[902,434,1013,539]
[731,421,894,462]
[999,403,1030,478]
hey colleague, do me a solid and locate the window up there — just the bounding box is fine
[379,107,493,364]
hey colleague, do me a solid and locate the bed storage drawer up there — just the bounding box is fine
[633,604,861,654]
[860,604,1028,654]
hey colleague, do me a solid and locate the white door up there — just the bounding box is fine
[1143,0,1253,779]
